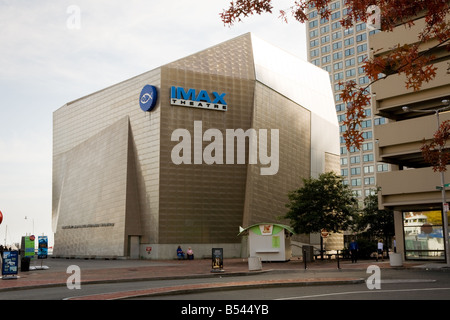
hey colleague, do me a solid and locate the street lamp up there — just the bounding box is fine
[24,216,34,236]
[403,101,450,266]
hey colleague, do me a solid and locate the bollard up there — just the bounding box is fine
[337,250,341,269]
[303,249,307,269]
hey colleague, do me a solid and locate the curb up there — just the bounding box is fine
[0,265,390,293]
[1,260,445,297]
[0,269,274,293]
[65,277,366,300]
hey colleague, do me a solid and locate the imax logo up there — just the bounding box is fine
[170,86,227,111]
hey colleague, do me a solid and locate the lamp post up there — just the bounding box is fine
[403,101,450,266]
[24,216,34,236]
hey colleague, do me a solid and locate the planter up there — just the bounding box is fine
[248,256,262,271]
[389,252,403,267]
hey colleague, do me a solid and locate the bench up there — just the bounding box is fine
[314,250,343,260]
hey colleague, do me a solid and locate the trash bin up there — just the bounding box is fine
[302,245,314,262]
[21,257,30,272]
[389,252,403,267]
[248,256,262,271]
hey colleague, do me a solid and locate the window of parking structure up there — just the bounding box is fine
[403,210,449,260]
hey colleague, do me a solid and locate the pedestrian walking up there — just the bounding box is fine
[349,239,359,263]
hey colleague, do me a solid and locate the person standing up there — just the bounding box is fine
[377,239,384,261]
[349,239,359,263]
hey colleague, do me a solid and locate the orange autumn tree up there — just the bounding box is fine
[221,0,450,159]
[421,118,450,172]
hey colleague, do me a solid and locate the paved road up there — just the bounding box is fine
[0,269,363,300]
[0,262,447,301]
[136,269,450,300]
[0,258,447,318]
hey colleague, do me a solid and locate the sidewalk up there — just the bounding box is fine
[0,256,438,300]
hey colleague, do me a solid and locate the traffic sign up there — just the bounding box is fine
[321,229,329,238]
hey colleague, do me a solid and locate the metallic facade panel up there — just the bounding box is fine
[52,33,338,258]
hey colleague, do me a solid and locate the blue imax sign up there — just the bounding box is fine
[170,86,227,111]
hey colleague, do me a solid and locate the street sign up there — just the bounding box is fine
[435,183,450,190]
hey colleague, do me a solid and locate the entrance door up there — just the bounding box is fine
[129,236,140,259]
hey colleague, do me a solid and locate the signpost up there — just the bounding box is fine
[319,229,329,260]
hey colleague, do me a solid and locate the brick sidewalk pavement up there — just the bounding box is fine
[0,257,425,299]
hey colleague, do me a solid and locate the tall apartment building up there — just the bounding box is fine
[306,1,388,203]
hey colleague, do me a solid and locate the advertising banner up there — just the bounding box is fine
[21,236,35,258]
[2,251,19,277]
[38,236,48,259]
[211,248,223,271]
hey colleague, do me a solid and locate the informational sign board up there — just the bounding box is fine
[37,236,48,259]
[211,248,223,271]
[2,251,19,278]
[21,236,35,258]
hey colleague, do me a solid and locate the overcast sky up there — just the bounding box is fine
[0,0,306,247]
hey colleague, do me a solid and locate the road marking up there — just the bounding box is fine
[277,286,450,300]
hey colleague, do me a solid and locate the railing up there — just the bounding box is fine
[303,249,347,269]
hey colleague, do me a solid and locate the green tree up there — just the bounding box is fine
[284,172,358,235]
[357,188,394,243]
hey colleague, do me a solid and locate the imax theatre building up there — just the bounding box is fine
[52,33,339,259]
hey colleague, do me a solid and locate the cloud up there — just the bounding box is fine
[0,0,306,88]
[0,135,51,164]
[0,133,52,244]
